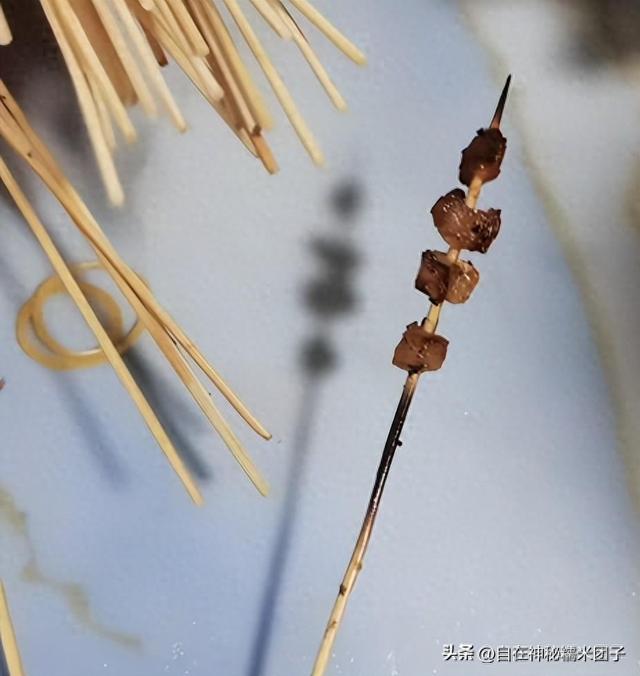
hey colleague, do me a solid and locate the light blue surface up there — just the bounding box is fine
[1,2,638,675]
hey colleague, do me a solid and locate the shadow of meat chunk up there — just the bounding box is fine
[415,250,480,305]
[459,127,507,186]
[392,323,449,373]
[431,189,501,253]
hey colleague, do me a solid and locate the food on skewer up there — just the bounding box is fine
[431,188,502,253]
[310,75,512,676]
[459,126,507,186]
[414,249,479,305]
[392,323,449,373]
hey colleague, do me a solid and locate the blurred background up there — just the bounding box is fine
[0,1,639,674]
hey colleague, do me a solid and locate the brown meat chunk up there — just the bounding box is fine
[392,323,449,373]
[447,257,480,304]
[414,250,449,304]
[459,127,507,186]
[431,189,501,253]
[415,250,480,304]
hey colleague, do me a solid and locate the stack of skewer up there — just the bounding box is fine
[0,0,366,204]
[1,79,272,505]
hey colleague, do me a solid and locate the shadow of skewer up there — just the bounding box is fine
[246,178,365,676]
[246,364,324,676]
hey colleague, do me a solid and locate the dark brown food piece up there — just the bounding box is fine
[392,323,449,373]
[447,257,480,304]
[431,189,501,253]
[415,250,480,305]
[415,250,449,304]
[459,127,507,186]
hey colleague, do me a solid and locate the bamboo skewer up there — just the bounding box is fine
[165,0,209,56]
[0,153,204,505]
[39,0,125,205]
[0,81,268,438]
[0,119,270,447]
[251,0,292,40]
[87,71,118,151]
[70,0,138,105]
[187,0,257,132]
[274,1,346,111]
[114,0,186,130]
[54,0,138,143]
[1,0,365,198]
[154,0,193,56]
[90,0,158,117]
[0,582,25,676]
[285,0,366,65]
[224,0,324,166]
[97,253,269,495]
[0,2,11,45]
[143,9,223,104]
[198,0,273,130]
[310,77,512,676]
[0,81,271,495]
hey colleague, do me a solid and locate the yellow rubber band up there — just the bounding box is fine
[16,262,145,371]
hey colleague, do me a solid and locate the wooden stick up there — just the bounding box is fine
[251,0,291,40]
[153,0,193,56]
[0,2,12,45]
[141,9,223,103]
[97,253,269,495]
[224,0,324,166]
[274,1,346,111]
[114,0,187,130]
[187,0,258,133]
[252,131,278,174]
[0,97,268,491]
[70,0,138,106]
[197,0,273,130]
[165,0,209,56]
[140,17,168,65]
[0,153,203,505]
[54,0,138,143]
[310,79,511,676]
[0,91,270,440]
[311,374,419,676]
[39,0,125,205]
[87,70,117,151]
[89,0,158,117]
[0,582,25,676]
[286,0,366,65]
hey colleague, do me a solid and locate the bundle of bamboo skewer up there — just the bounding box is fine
[1,79,272,504]
[0,0,365,204]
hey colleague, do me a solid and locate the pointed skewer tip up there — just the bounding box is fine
[490,74,512,129]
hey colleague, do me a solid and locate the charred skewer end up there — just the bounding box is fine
[490,74,512,130]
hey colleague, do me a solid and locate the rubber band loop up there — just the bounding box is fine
[16,262,145,371]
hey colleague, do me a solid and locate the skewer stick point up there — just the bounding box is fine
[490,74,511,130]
